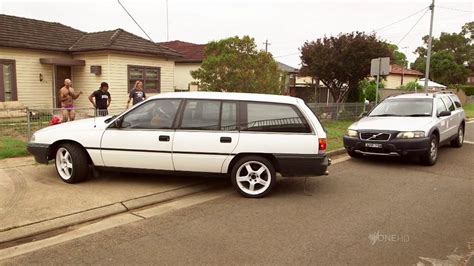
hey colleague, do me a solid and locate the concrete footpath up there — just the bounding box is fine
[0,157,224,244]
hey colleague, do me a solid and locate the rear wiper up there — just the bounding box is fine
[406,114,431,117]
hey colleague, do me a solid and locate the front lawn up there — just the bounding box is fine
[322,120,353,152]
[0,137,28,160]
[463,103,474,119]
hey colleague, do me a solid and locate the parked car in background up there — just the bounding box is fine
[27,92,329,198]
[343,93,465,165]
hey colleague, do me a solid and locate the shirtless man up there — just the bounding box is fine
[59,79,82,122]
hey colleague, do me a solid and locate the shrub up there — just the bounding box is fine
[358,79,384,102]
[399,81,423,91]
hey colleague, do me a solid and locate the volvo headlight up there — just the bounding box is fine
[396,131,425,139]
[346,129,358,138]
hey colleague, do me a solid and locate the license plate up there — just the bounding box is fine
[365,143,382,148]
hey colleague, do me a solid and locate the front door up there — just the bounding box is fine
[100,99,181,170]
[55,66,71,108]
[434,98,450,142]
[172,100,240,173]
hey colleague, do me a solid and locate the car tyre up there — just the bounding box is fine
[450,124,464,148]
[231,156,276,198]
[55,143,90,183]
[420,135,438,166]
[346,148,361,158]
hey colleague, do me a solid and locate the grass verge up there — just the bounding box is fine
[0,137,28,160]
[322,120,354,152]
[463,103,474,119]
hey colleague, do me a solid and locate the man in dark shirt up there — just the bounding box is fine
[89,82,111,116]
[127,81,146,109]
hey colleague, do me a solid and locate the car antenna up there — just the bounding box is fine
[94,110,97,128]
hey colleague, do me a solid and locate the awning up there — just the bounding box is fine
[417,78,447,89]
[39,58,85,66]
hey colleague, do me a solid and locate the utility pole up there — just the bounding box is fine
[424,0,435,93]
[263,39,271,52]
[375,57,381,103]
[166,0,169,41]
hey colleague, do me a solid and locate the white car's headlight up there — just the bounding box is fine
[30,134,36,142]
[396,131,425,139]
[346,129,358,138]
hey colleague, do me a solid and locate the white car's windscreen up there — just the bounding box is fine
[369,99,433,117]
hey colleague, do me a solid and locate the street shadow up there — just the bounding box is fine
[89,170,229,187]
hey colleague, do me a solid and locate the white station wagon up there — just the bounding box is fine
[28,92,329,197]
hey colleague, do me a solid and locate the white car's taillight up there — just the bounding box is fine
[318,138,327,154]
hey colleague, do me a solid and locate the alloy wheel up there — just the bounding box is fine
[56,147,73,180]
[235,161,271,196]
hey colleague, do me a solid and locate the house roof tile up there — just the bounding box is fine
[0,14,84,52]
[389,64,423,76]
[0,14,181,58]
[159,40,206,63]
[69,29,182,58]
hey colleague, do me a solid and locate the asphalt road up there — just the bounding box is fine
[3,122,474,265]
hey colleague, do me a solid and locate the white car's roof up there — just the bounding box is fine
[387,93,452,100]
[149,91,300,104]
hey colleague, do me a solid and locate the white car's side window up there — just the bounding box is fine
[242,102,311,133]
[122,99,181,129]
[435,98,447,115]
[441,97,455,111]
[180,100,221,130]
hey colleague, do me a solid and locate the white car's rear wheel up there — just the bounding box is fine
[55,143,89,183]
[231,156,276,198]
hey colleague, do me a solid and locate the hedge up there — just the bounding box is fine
[448,85,474,96]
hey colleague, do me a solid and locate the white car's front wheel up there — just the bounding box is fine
[55,143,89,183]
[231,156,276,198]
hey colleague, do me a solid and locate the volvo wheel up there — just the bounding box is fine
[420,135,438,166]
[450,124,464,148]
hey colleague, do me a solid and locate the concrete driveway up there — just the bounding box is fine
[0,159,223,242]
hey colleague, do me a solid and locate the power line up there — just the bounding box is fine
[373,6,429,32]
[437,6,474,13]
[117,0,154,42]
[274,52,300,58]
[397,8,430,46]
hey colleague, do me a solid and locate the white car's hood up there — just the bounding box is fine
[350,116,435,131]
[36,116,111,133]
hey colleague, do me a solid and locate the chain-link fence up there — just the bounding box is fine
[307,102,374,121]
[1,102,374,143]
[0,107,108,141]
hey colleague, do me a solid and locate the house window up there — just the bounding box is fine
[0,59,17,102]
[128,65,161,93]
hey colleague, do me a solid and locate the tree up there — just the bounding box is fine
[387,44,408,67]
[191,36,282,94]
[411,21,473,85]
[300,32,392,103]
[412,51,470,86]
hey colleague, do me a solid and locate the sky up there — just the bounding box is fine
[1,0,472,68]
